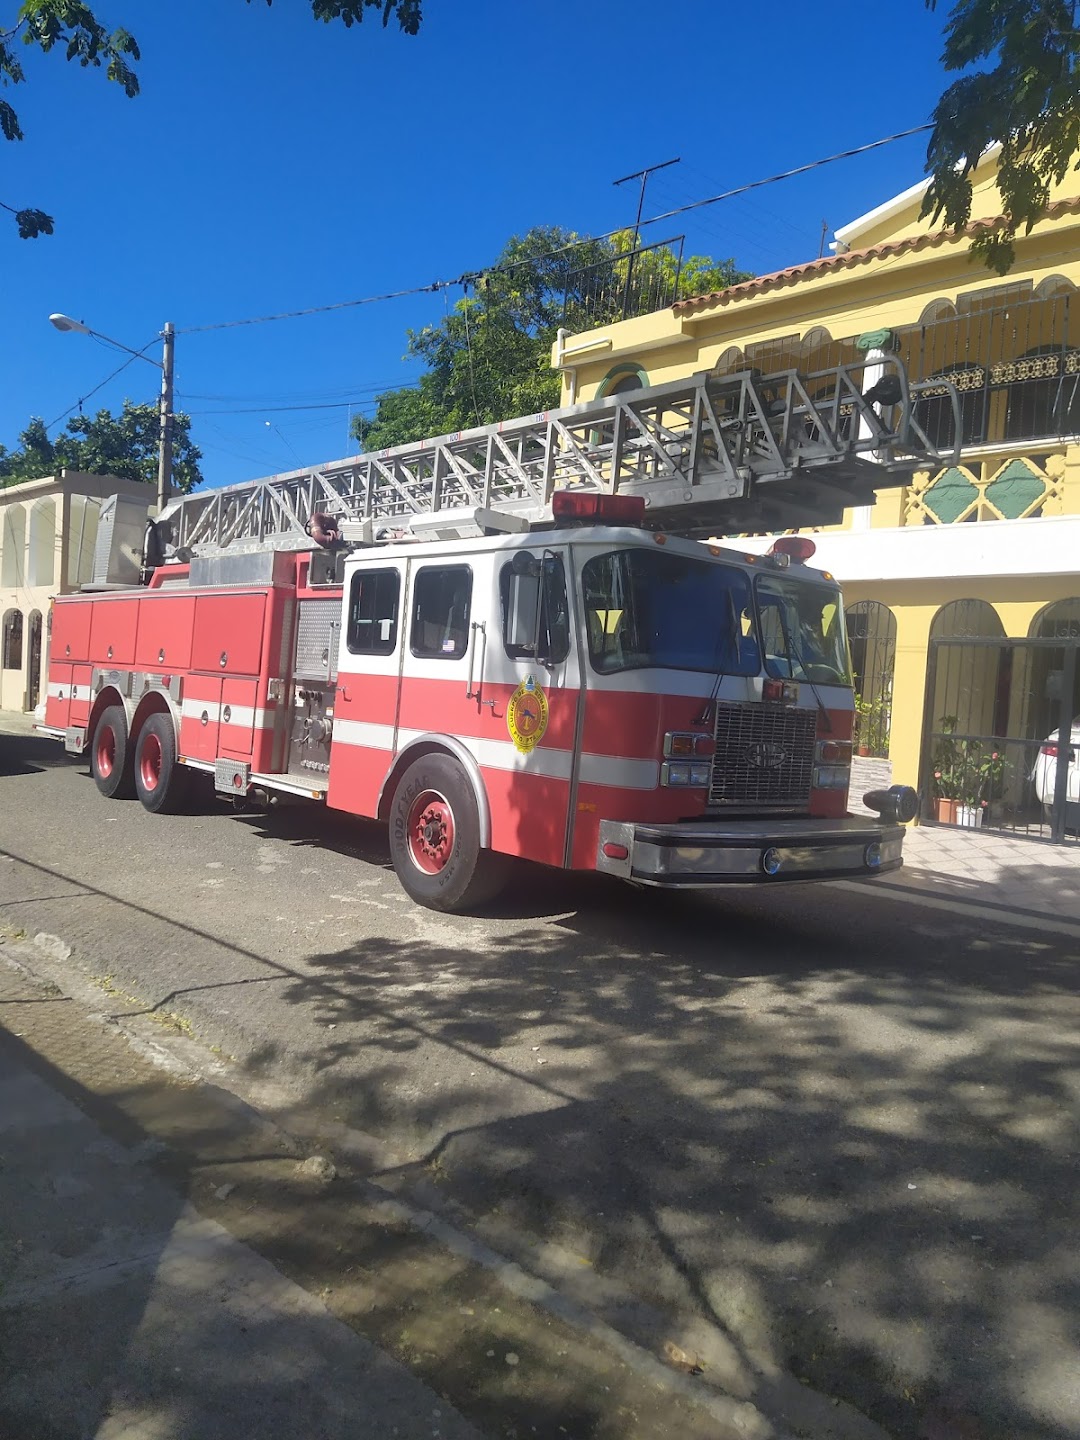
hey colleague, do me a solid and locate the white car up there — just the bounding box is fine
[1032,717,1080,827]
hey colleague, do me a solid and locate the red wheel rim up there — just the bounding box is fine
[140,731,163,792]
[406,789,455,874]
[96,726,116,778]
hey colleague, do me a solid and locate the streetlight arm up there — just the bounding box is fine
[48,312,162,368]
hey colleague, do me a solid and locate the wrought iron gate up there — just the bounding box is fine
[846,601,896,758]
[922,635,1080,843]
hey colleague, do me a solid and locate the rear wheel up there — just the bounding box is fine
[134,713,188,814]
[91,705,135,799]
[389,753,507,912]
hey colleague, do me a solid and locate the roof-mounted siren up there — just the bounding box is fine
[766,535,816,569]
[552,492,646,526]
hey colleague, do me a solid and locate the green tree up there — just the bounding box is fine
[353,226,749,452]
[0,400,203,491]
[922,0,1080,274]
[2,0,421,238]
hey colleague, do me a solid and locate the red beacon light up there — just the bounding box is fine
[552,492,647,526]
[768,535,817,565]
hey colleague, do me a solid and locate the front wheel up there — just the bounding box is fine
[91,705,136,799]
[389,753,507,912]
[134,713,189,814]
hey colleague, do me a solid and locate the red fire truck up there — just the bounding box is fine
[38,359,946,911]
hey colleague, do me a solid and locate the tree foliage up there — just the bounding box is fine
[922,0,1080,273]
[353,227,750,452]
[0,400,203,492]
[2,0,421,237]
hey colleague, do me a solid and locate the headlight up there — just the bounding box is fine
[814,764,850,789]
[661,761,711,788]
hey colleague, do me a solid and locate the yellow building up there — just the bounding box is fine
[553,151,1080,839]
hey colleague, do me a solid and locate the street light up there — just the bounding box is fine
[48,312,176,514]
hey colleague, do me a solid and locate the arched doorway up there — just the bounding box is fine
[923,598,1079,840]
[845,600,896,756]
[27,610,43,711]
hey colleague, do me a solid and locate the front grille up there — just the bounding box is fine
[709,702,816,808]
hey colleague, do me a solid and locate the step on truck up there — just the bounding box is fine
[37,355,954,911]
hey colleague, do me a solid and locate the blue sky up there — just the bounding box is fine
[2,0,952,489]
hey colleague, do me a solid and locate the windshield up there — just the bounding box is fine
[581,548,759,676]
[755,573,851,685]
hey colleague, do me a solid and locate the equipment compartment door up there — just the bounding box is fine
[88,597,139,666]
[180,678,223,761]
[135,594,196,671]
[219,678,258,758]
[51,601,91,664]
[191,594,265,676]
[45,663,72,730]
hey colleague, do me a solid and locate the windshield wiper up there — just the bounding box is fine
[694,588,738,725]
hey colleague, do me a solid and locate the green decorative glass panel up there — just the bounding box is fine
[925,466,978,523]
[985,459,1046,518]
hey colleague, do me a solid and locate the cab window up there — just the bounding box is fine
[346,569,400,655]
[410,566,472,659]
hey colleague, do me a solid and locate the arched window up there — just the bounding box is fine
[27,610,43,711]
[711,346,746,378]
[27,498,56,587]
[2,609,23,670]
[598,363,648,399]
[919,297,957,325]
[1029,597,1080,641]
[931,599,1005,640]
[928,600,1007,756]
[1,507,26,588]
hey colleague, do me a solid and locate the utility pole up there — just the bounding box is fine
[156,322,175,513]
[613,157,680,320]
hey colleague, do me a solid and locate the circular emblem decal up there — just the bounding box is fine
[507,675,549,754]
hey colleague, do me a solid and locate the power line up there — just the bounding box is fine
[45,341,158,431]
[174,123,933,337]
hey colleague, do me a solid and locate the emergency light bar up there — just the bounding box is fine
[768,536,817,564]
[552,492,646,526]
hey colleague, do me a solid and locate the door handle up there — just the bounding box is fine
[466,621,487,702]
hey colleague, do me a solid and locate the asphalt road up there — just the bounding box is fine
[2,724,1078,1440]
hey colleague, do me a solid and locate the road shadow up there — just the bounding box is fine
[0,730,75,779]
[266,877,1080,1440]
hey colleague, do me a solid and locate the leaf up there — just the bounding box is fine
[15,207,53,238]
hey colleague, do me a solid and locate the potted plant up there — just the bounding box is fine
[854,694,873,756]
[955,743,1007,828]
[854,691,892,757]
[931,716,961,823]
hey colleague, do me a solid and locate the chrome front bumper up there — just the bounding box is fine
[596,816,905,887]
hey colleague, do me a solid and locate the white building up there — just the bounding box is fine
[0,472,151,713]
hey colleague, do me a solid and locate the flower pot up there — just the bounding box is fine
[956,804,983,829]
[935,798,958,824]
[857,745,871,757]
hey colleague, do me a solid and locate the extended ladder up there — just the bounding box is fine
[159,358,958,556]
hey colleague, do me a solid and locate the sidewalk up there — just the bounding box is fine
[0,966,483,1440]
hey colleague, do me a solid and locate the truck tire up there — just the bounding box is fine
[91,706,136,800]
[134,713,189,814]
[389,753,507,912]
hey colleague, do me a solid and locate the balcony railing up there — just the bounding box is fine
[562,236,686,329]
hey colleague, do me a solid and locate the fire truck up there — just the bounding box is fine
[38,358,954,911]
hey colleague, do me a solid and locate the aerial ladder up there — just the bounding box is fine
[147,356,958,566]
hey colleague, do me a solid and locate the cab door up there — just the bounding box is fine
[328,561,405,818]
[469,544,581,867]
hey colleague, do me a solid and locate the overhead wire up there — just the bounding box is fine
[173,123,934,337]
[45,340,159,432]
